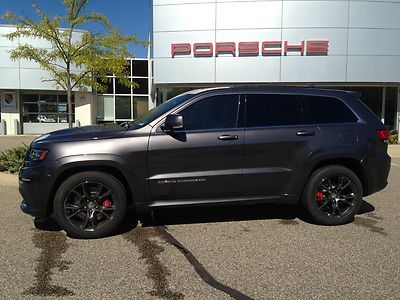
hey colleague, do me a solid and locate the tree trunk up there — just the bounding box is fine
[67,88,73,128]
[66,63,73,129]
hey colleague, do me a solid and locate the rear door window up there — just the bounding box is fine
[245,94,311,127]
[303,95,359,124]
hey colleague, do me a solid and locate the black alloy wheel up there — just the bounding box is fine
[64,181,116,232]
[315,175,357,218]
[54,172,127,238]
[301,165,363,225]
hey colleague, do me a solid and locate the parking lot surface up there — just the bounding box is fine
[0,158,399,299]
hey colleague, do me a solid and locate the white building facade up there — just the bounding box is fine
[0,25,154,135]
[153,0,400,130]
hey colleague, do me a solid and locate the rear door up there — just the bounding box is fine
[148,93,244,202]
[243,93,323,199]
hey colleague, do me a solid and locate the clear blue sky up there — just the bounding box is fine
[0,0,151,58]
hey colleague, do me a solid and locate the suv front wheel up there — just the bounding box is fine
[301,165,363,225]
[53,171,127,239]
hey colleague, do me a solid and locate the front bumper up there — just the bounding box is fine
[19,161,55,218]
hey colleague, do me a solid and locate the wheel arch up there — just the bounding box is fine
[307,158,368,196]
[47,163,138,217]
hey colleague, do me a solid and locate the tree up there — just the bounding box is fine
[2,0,144,128]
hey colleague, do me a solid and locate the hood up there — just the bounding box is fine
[32,123,128,146]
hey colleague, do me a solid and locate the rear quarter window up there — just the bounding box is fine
[303,95,359,124]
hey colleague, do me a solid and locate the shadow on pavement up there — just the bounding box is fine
[33,200,375,233]
[140,200,375,227]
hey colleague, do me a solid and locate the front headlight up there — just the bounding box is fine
[29,149,49,161]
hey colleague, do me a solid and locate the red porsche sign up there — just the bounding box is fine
[171,41,329,58]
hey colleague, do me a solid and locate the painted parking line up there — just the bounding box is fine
[391,162,399,167]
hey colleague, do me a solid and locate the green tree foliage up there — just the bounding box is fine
[2,0,145,128]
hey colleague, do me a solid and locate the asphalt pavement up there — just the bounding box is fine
[0,159,399,299]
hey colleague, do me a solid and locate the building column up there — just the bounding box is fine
[148,60,156,110]
[0,90,21,135]
[381,87,386,124]
[74,91,94,126]
[396,87,400,137]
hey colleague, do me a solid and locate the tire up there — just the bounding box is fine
[53,171,127,239]
[301,165,363,225]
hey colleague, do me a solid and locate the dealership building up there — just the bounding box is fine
[2,0,400,135]
[0,24,153,135]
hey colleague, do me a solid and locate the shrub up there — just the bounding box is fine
[389,130,398,145]
[0,144,29,174]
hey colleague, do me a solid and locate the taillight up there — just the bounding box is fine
[376,129,390,141]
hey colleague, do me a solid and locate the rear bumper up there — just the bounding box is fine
[361,153,391,196]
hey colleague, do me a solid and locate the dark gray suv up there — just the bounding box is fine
[19,87,391,238]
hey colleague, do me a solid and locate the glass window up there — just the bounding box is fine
[23,103,39,113]
[115,79,131,94]
[59,95,74,103]
[58,103,68,113]
[23,114,39,123]
[132,78,148,95]
[39,102,58,113]
[346,87,381,116]
[384,87,397,130]
[115,96,131,119]
[22,93,74,124]
[97,95,114,121]
[23,94,40,102]
[59,114,74,123]
[40,94,57,102]
[132,60,148,77]
[130,93,193,128]
[134,96,149,119]
[39,114,58,123]
[124,60,131,76]
[179,95,239,130]
[303,95,359,124]
[245,94,310,127]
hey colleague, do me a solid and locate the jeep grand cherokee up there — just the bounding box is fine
[20,87,391,238]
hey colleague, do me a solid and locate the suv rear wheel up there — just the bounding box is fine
[53,171,127,239]
[301,165,363,225]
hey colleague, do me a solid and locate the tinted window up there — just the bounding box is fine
[132,78,149,94]
[132,60,148,77]
[130,93,193,128]
[179,95,239,130]
[115,81,131,94]
[245,94,311,127]
[303,96,359,124]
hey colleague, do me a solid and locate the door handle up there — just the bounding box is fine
[296,131,315,136]
[218,135,238,141]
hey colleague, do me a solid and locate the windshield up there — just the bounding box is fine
[129,93,194,128]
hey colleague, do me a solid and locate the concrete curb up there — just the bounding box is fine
[0,172,18,187]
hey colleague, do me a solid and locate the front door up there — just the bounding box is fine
[148,94,244,202]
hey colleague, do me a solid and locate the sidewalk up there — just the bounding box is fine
[0,172,18,187]
[389,145,400,158]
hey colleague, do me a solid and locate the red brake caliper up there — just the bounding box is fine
[316,191,324,202]
[102,200,112,207]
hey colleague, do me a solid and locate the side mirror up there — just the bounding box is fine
[161,114,183,132]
